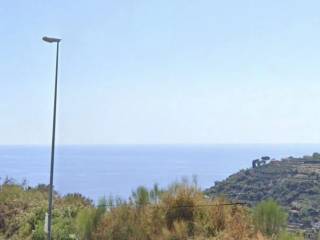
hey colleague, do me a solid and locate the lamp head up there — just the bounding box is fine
[42,36,61,43]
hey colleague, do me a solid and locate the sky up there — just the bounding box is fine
[1,0,320,145]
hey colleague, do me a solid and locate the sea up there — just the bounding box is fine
[1,144,320,202]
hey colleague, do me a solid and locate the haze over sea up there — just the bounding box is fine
[1,144,320,201]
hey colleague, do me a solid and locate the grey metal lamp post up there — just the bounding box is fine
[42,36,61,240]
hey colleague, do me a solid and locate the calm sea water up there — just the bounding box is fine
[1,144,320,201]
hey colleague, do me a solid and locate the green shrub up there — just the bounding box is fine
[277,230,303,240]
[253,199,287,236]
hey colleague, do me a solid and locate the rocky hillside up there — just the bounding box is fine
[205,153,320,230]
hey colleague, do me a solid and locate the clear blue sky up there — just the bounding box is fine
[1,0,320,145]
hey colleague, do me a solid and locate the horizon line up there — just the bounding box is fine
[1,143,320,147]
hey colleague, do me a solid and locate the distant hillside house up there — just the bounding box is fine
[252,156,270,168]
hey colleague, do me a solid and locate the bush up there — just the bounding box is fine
[75,197,106,240]
[277,230,303,240]
[253,199,287,236]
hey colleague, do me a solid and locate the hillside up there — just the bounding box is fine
[205,153,320,230]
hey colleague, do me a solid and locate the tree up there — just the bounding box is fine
[132,186,150,207]
[150,183,161,204]
[253,199,287,236]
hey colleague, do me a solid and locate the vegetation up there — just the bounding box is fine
[0,177,302,240]
[0,178,92,240]
[205,153,320,230]
[253,199,287,236]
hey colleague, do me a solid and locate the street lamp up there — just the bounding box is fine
[43,36,61,240]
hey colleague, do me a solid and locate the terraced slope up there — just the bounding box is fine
[205,153,320,229]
